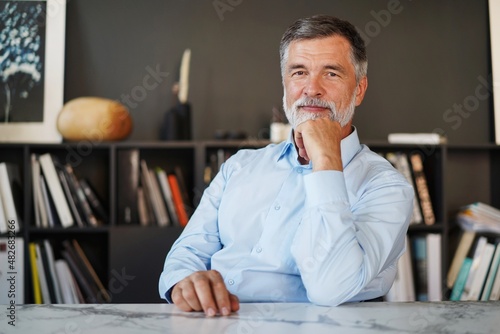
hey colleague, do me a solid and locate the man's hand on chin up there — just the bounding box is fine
[293,118,344,172]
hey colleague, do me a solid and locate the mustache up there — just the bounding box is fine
[293,97,336,111]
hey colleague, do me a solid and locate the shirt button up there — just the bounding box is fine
[275,204,280,210]
[256,246,262,253]
[228,279,234,285]
[297,168,303,174]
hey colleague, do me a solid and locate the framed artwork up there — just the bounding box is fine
[490,0,500,145]
[0,0,66,142]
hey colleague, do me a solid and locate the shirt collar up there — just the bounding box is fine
[277,126,361,169]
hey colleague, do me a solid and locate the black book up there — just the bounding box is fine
[80,179,109,225]
[39,242,57,303]
[62,240,99,303]
[117,149,139,224]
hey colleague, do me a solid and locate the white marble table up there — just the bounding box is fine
[1,301,499,334]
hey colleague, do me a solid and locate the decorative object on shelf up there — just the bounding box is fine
[213,129,247,140]
[270,106,290,143]
[160,49,192,141]
[57,97,132,141]
[0,0,66,143]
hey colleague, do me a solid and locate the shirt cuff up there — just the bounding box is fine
[304,170,349,208]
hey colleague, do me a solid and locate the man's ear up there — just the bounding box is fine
[355,76,368,106]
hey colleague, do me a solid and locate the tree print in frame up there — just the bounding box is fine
[0,0,66,142]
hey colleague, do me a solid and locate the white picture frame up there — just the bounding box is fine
[0,0,66,143]
[489,0,500,145]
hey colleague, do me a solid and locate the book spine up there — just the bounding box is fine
[481,244,500,301]
[0,163,19,231]
[80,179,109,224]
[168,174,189,227]
[410,153,435,225]
[29,243,42,304]
[38,155,74,228]
[117,149,139,224]
[450,258,473,301]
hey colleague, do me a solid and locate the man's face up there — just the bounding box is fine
[282,35,367,132]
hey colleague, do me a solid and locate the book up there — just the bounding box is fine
[167,173,189,227]
[38,154,74,228]
[0,188,6,233]
[156,168,180,227]
[72,239,111,302]
[61,247,98,303]
[466,242,495,300]
[31,154,48,228]
[39,175,56,228]
[64,165,98,227]
[385,152,423,225]
[39,241,57,303]
[140,160,157,225]
[58,170,84,228]
[489,254,500,300]
[0,237,24,304]
[137,187,150,226]
[461,236,488,300]
[117,149,139,224]
[447,230,476,289]
[388,133,446,144]
[426,233,442,301]
[0,162,21,232]
[35,243,51,303]
[80,179,109,225]
[450,258,473,301]
[54,259,79,304]
[410,153,435,225]
[481,243,500,300]
[148,169,170,226]
[457,202,500,234]
[411,236,428,301]
[29,242,42,304]
[173,166,193,217]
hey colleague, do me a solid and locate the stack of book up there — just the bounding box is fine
[448,203,500,301]
[28,239,110,303]
[31,153,108,229]
[117,149,191,227]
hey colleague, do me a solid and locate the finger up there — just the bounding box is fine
[229,293,240,312]
[171,284,195,312]
[210,274,232,316]
[192,274,218,316]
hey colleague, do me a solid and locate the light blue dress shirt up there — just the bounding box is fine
[159,128,414,306]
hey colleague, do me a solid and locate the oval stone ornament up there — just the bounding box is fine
[57,97,133,141]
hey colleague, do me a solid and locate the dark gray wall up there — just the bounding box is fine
[64,0,492,144]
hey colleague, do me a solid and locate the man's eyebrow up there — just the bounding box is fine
[287,63,306,72]
[324,64,347,74]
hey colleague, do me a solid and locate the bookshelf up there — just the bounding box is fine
[0,141,498,303]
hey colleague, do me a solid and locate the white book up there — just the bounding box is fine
[481,244,500,300]
[462,236,488,299]
[467,243,495,300]
[0,237,24,304]
[38,154,74,228]
[385,236,415,302]
[31,154,48,228]
[0,188,6,233]
[388,133,446,144]
[149,169,170,226]
[0,162,20,232]
[55,260,78,304]
[35,243,51,303]
[426,233,442,301]
[156,169,180,227]
[489,254,500,300]
[43,240,63,304]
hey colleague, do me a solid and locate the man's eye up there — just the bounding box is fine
[327,72,337,77]
[293,71,305,76]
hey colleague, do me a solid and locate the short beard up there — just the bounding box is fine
[283,92,356,129]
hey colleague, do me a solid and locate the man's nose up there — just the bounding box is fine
[303,75,324,97]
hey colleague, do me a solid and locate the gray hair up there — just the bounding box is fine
[280,15,368,83]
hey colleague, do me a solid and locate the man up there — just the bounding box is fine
[159,15,413,316]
